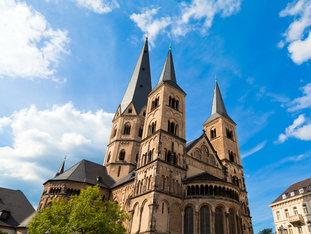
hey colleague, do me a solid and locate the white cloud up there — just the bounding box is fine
[0,102,113,183]
[0,0,70,80]
[130,8,171,46]
[275,114,311,143]
[130,0,241,45]
[71,0,119,14]
[279,0,311,64]
[0,117,12,132]
[287,82,311,112]
[241,140,267,159]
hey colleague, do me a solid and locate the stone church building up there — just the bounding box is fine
[37,38,253,234]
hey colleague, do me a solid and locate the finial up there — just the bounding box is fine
[64,155,67,161]
[215,75,217,81]
[146,31,149,39]
[169,42,171,50]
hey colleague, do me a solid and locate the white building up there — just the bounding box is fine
[270,177,311,234]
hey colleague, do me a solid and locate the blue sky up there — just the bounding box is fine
[1,0,311,233]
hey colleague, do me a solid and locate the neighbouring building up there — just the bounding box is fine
[38,38,254,234]
[0,187,35,234]
[270,177,311,234]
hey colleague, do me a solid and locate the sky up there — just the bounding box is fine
[0,0,311,233]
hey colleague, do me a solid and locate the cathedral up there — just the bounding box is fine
[37,38,254,234]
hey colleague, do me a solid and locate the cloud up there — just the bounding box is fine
[130,8,171,46]
[130,0,241,45]
[240,140,267,159]
[0,0,70,80]
[70,0,119,14]
[287,82,311,112]
[279,0,311,64]
[0,102,113,184]
[275,114,311,143]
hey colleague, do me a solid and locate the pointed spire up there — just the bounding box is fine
[204,80,235,124]
[55,156,66,177]
[155,47,185,93]
[120,38,152,114]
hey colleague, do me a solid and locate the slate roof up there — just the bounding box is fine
[49,160,115,189]
[204,81,235,124]
[112,170,136,188]
[154,49,185,94]
[271,177,311,204]
[183,172,223,183]
[0,187,35,228]
[120,38,152,114]
[18,210,39,228]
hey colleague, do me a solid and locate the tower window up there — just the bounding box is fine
[226,128,233,139]
[107,152,111,163]
[138,127,143,137]
[210,128,216,139]
[112,128,117,137]
[123,123,131,135]
[168,121,178,135]
[169,96,179,110]
[149,122,156,135]
[151,97,159,110]
[229,151,235,162]
[119,150,125,161]
[143,111,146,117]
[117,166,121,177]
[128,108,132,113]
[136,153,139,162]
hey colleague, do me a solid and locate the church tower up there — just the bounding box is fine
[203,80,252,231]
[103,38,152,181]
[129,47,187,234]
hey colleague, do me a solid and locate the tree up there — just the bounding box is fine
[0,230,8,234]
[28,185,130,234]
[258,228,274,234]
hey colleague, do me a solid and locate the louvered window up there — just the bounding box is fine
[200,206,210,234]
[215,207,225,234]
[184,207,193,234]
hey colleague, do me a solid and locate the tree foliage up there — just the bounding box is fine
[0,230,8,234]
[258,228,274,234]
[28,185,130,234]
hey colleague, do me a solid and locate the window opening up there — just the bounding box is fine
[128,108,132,113]
[119,150,125,160]
[123,124,131,135]
[303,204,308,214]
[107,153,111,163]
[117,166,121,177]
[210,129,216,139]
[138,127,143,137]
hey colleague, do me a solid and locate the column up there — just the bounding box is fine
[148,202,159,232]
[194,210,199,234]
[211,211,215,234]
[226,212,229,234]
[167,207,171,234]
[181,211,185,234]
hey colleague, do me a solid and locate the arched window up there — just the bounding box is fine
[151,97,160,110]
[123,123,131,135]
[226,128,233,139]
[138,127,143,137]
[229,209,236,234]
[200,206,211,234]
[106,152,111,163]
[229,151,235,162]
[184,207,193,234]
[210,128,216,139]
[112,128,117,137]
[119,150,125,160]
[149,122,156,135]
[215,207,225,234]
[168,120,178,135]
[135,153,139,163]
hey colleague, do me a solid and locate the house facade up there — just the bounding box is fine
[270,177,311,234]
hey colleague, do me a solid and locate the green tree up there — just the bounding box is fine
[28,185,130,234]
[0,230,8,234]
[258,228,274,234]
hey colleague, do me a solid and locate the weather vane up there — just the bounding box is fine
[64,155,67,161]
[146,31,149,39]
[215,75,217,81]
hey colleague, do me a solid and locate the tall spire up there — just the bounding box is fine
[204,80,235,124]
[154,47,185,93]
[55,157,66,177]
[120,38,152,114]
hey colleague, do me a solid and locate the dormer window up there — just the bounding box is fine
[282,194,288,199]
[128,108,132,113]
[299,188,305,194]
[0,210,10,220]
[309,185,311,191]
[96,176,102,182]
[290,191,296,197]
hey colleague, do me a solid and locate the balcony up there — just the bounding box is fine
[288,214,304,224]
